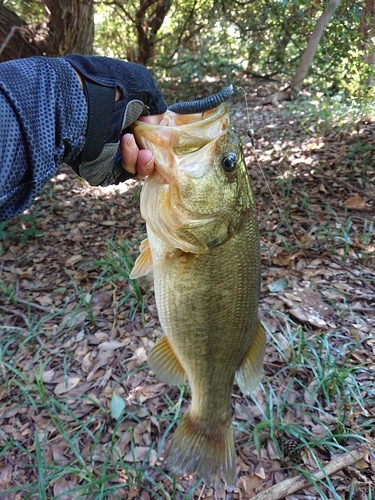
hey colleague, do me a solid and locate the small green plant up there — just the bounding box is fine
[0,280,17,305]
[299,192,313,217]
[307,204,373,262]
[334,216,353,262]
[277,175,293,202]
[65,269,97,325]
[0,214,43,244]
[0,221,10,240]
[359,218,375,261]
[93,239,146,320]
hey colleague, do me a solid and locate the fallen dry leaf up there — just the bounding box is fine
[0,465,12,491]
[42,369,55,383]
[65,254,84,266]
[54,377,81,395]
[281,288,336,329]
[98,340,124,350]
[236,473,264,498]
[123,446,151,462]
[344,195,366,210]
[53,476,78,499]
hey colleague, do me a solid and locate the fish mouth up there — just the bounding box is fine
[133,100,240,253]
[133,104,230,183]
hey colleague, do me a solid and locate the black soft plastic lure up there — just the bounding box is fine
[168,85,234,114]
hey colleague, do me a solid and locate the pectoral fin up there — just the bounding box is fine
[129,238,153,279]
[236,320,266,395]
[148,335,187,385]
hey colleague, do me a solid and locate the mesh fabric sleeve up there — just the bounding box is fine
[0,57,87,221]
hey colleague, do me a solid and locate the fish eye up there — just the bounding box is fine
[222,153,237,173]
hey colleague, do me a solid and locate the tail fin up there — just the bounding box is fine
[167,410,235,486]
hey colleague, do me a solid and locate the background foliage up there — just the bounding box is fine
[1,0,374,97]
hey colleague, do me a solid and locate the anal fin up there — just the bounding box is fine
[236,320,266,395]
[148,335,186,385]
[129,238,153,279]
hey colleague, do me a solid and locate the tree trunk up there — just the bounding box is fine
[43,0,94,56]
[261,0,341,104]
[135,0,172,65]
[360,0,375,84]
[290,0,341,93]
[0,4,46,61]
[0,0,94,62]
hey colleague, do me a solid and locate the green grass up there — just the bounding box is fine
[0,238,199,499]
[1,238,373,498]
[240,315,374,462]
[93,239,146,321]
[0,329,195,499]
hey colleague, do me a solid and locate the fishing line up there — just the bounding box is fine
[235,85,307,257]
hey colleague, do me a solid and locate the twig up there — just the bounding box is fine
[327,256,375,293]
[13,296,51,312]
[197,483,205,500]
[81,218,132,229]
[317,171,375,201]
[0,305,29,328]
[251,447,365,500]
[0,295,62,313]
[0,26,23,57]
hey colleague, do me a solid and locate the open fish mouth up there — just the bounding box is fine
[133,103,230,182]
[132,89,248,254]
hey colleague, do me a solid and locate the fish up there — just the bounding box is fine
[129,88,266,486]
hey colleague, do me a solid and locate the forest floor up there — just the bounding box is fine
[0,79,374,500]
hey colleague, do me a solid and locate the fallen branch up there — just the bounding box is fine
[14,296,51,312]
[252,447,365,500]
[0,25,23,58]
[316,169,375,201]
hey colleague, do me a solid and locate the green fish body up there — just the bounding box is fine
[131,104,265,485]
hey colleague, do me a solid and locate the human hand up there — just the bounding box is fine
[64,55,167,187]
[120,114,164,178]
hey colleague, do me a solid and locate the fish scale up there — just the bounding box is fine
[130,102,266,486]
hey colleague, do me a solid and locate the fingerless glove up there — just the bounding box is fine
[64,55,167,186]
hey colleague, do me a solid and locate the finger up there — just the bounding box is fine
[139,113,165,124]
[121,133,138,175]
[136,150,154,177]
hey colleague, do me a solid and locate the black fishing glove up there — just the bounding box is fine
[64,55,167,187]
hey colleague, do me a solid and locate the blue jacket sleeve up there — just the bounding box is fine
[0,57,87,221]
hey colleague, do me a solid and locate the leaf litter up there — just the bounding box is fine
[0,83,374,499]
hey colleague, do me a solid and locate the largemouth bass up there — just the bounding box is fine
[130,93,265,485]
